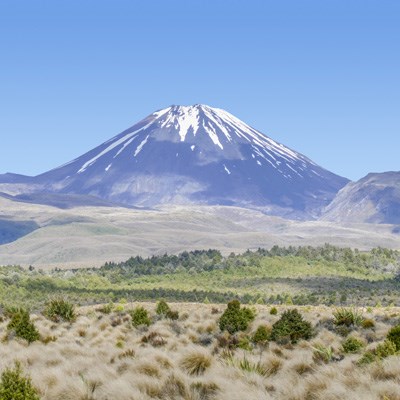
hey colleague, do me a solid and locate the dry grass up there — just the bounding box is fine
[0,303,399,399]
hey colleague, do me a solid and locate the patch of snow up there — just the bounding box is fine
[257,160,262,166]
[114,137,136,158]
[134,135,149,157]
[202,121,224,150]
[105,164,112,171]
[191,145,195,151]
[77,121,154,173]
[223,164,231,175]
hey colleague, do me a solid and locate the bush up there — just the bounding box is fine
[44,298,76,322]
[166,310,179,320]
[218,300,255,334]
[7,308,40,343]
[129,307,151,327]
[97,302,113,314]
[357,351,376,366]
[252,325,271,345]
[361,318,375,329]
[333,308,363,327]
[270,309,313,344]
[156,300,171,316]
[386,325,400,351]
[270,307,278,315]
[0,362,40,400]
[376,339,397,358]
[342,337,364,354]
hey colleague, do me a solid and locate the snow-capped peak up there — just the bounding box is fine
[30,103,349,219]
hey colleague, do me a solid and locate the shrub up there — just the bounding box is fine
[219,300,255,334]
[333,308,363,327]
[270,309,313,344]
[166,310,179,320]
[361,318,375,329]
[44,297,76,322]
[129,307,151,327]
[376,339,397,359]
[0,362,40,400]
[252,325,271,345]
[342,337,364,354]
[270,307,278,315]
[156,300,171,316]
[97,302,113,314]
[7,308,40,343]
[357,351,376,366]
[386,325,400,351]
[180,350,212,375]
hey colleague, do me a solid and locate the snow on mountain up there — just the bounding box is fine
[1,105,349,219]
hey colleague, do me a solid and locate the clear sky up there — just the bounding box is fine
[0,0,399,181]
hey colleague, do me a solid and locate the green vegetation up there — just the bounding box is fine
[270,309,313,344]
[218,300,255,334]
[251,325,271,345]
[0,362,40,400]
[386,325,400,351]
[129,306,151,327]
[333,308,364,327]
[341,337,364,353]
[155,300,179,320]
[6,308,40,343]
[1,245,400,309]
[269,306,278,315]
[375,339,397,358]
[43,297,76,322]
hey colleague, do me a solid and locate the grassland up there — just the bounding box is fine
[1,301,400,399]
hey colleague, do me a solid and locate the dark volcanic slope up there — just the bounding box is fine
[321,171,400,224]
[0,105,349,219]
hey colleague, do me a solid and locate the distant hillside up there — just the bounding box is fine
[321,171,400,224]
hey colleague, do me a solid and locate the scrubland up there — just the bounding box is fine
[1,301,400,400]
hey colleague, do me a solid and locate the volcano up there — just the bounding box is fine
[0,105,349,219]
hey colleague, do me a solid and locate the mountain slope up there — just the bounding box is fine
[0,105,348,219]
[321,171,400,224]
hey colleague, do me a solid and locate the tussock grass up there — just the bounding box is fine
[0,302,399,399]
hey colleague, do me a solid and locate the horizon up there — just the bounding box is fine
[1,1,399,181]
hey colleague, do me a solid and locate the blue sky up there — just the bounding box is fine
[0,0,399,181]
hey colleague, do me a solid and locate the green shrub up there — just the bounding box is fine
[270,307,278,315]
[361,318,375,329]
[156,300,171,316]
[357,351,376,366]
[129,307,151,327]
[0,362,40,400]
[97,302,113,314]
[333,308,363,327]
[44,298,76,322]
[218,300,255,334]
[376,339,397,358]
[386,325,400,351]
[251,325,271,345]
[342,337,364,354]
[270,309,313,344]
[155,300,179,320]
[7,308,40,343]
[166,310,179,320]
